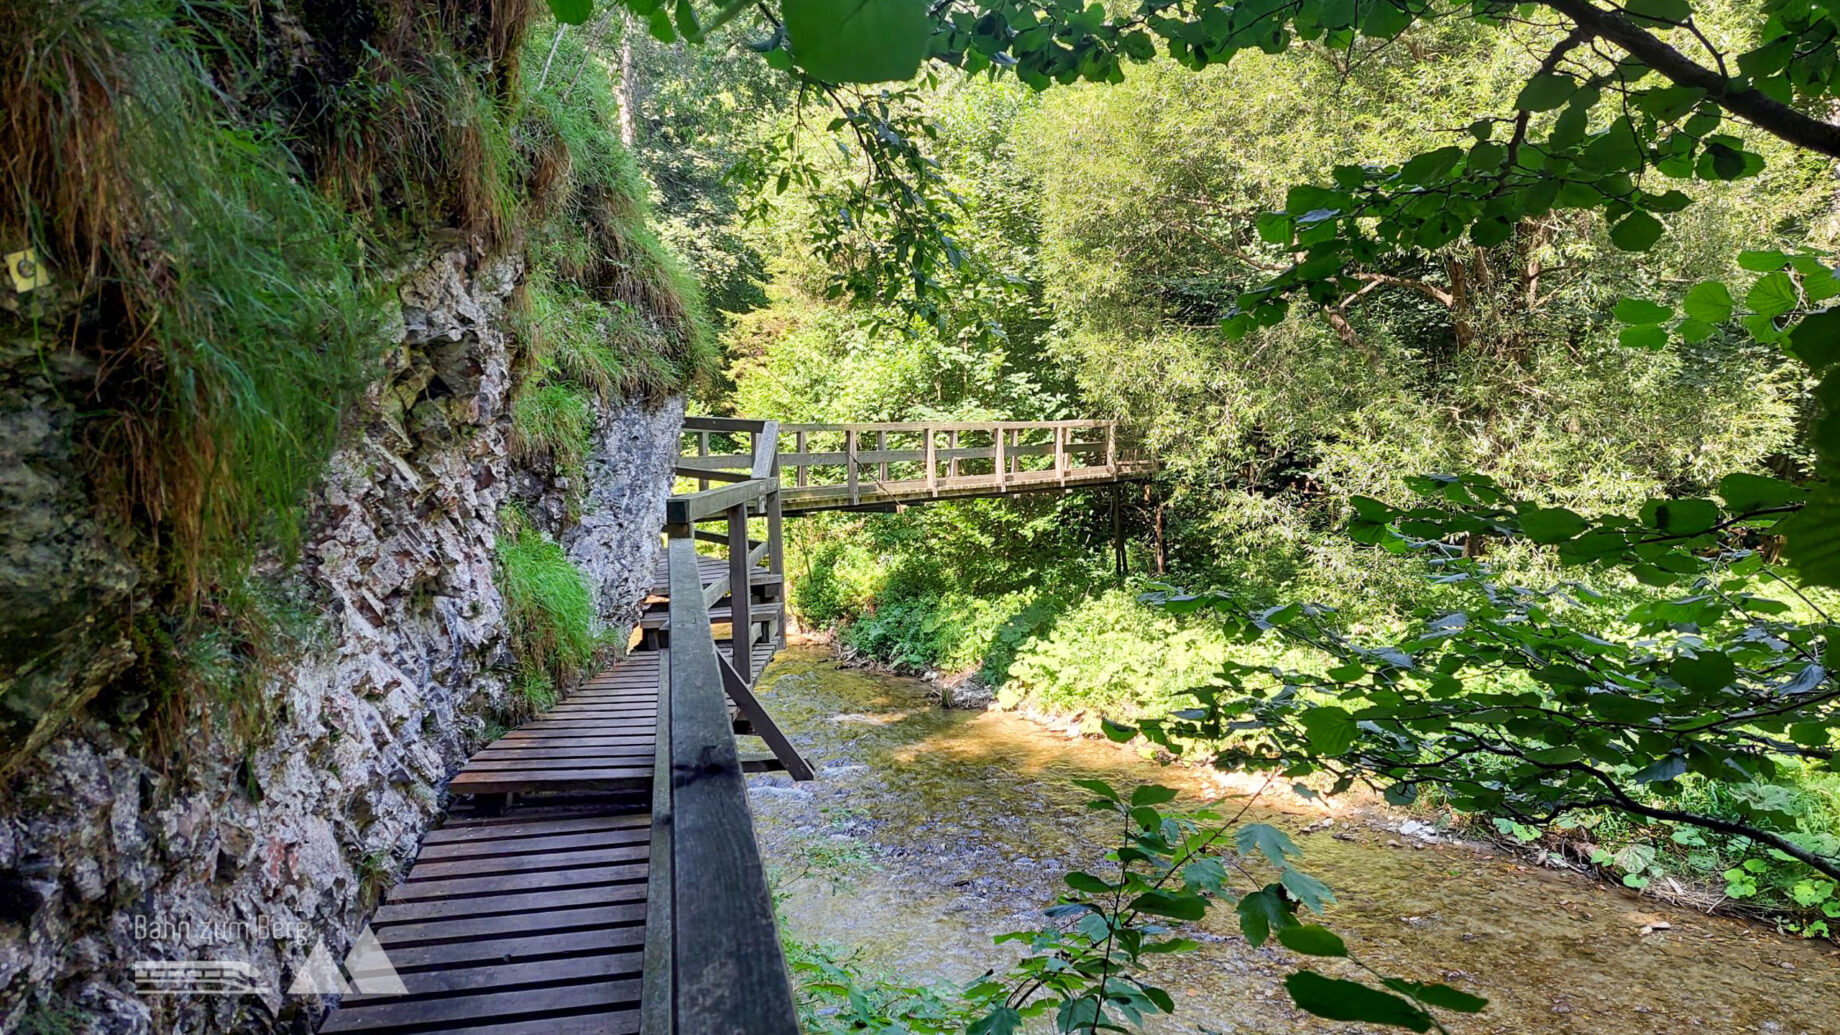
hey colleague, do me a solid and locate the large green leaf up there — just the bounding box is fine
[1277,924,1348,957]
[1382,979,1489,1013]
[1284,972,1433,1032]
[1717,472,1804,513]
[1236,823,1304,867]
[1299,705,1358,755]
[1519,506,1588,543]
[1748,272,1800,319]
[1613,297,1672,324]
[783,0,931,83]
[1515,73,1575,111]
[1610,211,1665,252]
[1778,484,1840,587]
[1128,890,1207,921]
[545,0,593,23]
[1236,886,1296,946]
[1683,281,1735,323]
[1789,308,1840,369]
[1671,651,1735,694]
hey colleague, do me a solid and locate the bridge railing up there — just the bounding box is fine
[676,419,1154,511]
[645,416,801,1035]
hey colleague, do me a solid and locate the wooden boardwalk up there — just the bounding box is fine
[321,528,801,1034]
[319,415,1140,1035]
[321,807,654,1034]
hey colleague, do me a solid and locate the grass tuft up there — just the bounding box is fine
[496,520,598,688]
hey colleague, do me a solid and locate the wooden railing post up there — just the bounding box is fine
[994,425,1006,488]
[1054,426,1067,482]
[924,426,937,494]
[1106,422,1118,475]
[697,430,710,492]
[846,429,860,506]
[728,502,752,686]
[948,429,960,481]
[794,430,808,487]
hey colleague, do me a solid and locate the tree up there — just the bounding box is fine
[544,0,1840,583]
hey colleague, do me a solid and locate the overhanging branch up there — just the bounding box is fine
[1539,0,1840,158]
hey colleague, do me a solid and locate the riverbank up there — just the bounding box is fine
[748,644,1840,1034]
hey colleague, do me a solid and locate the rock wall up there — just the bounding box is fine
[0,249,682,1033]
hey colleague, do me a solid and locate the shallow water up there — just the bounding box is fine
[747,645,1840,1034]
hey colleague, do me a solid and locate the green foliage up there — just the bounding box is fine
[1121,476,1840,888]
[3,0,384,583]
[512,381,595,473]
[495,518,599,690]
[518,22,720,398]
[783,0,931,84]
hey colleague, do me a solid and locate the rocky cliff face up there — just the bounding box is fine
[0,249,682,1033]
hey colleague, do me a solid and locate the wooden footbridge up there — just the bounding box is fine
[316,419,1148,1035]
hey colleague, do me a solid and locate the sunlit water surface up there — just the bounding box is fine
[748,645,1840,1034]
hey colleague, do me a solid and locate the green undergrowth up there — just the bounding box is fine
[1495,764,1840,938]
[495,509,603,714]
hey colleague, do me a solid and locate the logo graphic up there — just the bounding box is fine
[288,926,407,997]
[133,961,268,996]
[131,926,405,998]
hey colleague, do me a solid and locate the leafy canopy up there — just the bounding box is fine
[547,0,1840,582]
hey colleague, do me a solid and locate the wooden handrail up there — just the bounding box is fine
[675,417,1152,513]
[664,477,777,527]
[682,415,777,433]
[647,535,799,1035]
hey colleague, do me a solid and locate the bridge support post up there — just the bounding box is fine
[925,427,937,495]
[847,429,859,506]
[729,504,752,686]
[1113,484,1126,577]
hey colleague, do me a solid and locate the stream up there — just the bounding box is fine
[746,644,1840,1034]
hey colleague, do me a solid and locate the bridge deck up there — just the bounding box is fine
[319,545,789,1035]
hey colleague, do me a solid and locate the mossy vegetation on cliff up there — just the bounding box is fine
[0,0,713,766]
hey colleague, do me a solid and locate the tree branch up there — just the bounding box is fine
[1540,0,1840,158]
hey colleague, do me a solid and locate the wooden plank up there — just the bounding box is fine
[448,770,652,795]
[424,1011,639,1035]
[374,882,648,925]
[718,653,813,782]
[416,826,651,860]
[492,734,656,747]
[382,924,646,971]
[321,977,642,1032]
[385,863,648,903]
[470,745,657,764]
[405,844,651,882]
[422,812,649,846]
[728,505,752,687]
[342,950,644,1002]
[460,754,656,771]
[682,415,773,433]
[640,650,674,1035]
[750,419,780,480]
[664,478,774,526]
[377,904,647,948]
